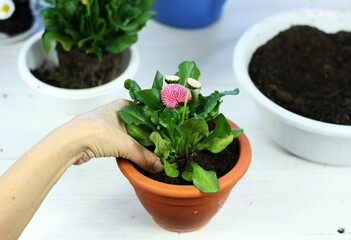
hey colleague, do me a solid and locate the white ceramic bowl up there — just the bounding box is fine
[18,30,139,115]
[233,9,351,166]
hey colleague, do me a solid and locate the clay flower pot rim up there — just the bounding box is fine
[233,8,351,137]
[17,30,140,100]
[117,120,251,198]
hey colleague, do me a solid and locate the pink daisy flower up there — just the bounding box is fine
[160,84,192,108]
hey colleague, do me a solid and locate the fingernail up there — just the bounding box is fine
[152,159,164,173]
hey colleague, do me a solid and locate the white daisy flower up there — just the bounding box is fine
[187,77,201,89]
[164,75,180,83]
[0,0,15,20]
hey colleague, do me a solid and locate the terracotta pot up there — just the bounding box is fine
[117,120,251,232]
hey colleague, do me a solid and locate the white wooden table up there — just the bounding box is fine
[1,1,351,239]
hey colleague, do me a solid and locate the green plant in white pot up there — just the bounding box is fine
[18,0,155,114]
[39,0,155,88]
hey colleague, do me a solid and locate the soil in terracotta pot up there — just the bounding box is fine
[249,25,351,125]
[135,139,240,185]
[0,1,33,36]
[31,45,129,89]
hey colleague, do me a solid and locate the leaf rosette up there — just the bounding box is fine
[42,0,155,59]
[118,61,242,193]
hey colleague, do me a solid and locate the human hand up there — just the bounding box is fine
[66,99,163,173]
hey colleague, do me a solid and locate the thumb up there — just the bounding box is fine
[119,137,163,173]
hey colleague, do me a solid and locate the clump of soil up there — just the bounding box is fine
[0,1,33,36]
[135,139,240,185]
[31,45,129,89]
[249,25,351,125]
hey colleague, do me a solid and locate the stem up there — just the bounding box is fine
[147,123,157,132]
[185,146,189,160]
[180,91,191,125]
[167,128,174,144]
[85,0,91,16]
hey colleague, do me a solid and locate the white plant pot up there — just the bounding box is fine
[18,30,139,115]
[233,9,351,166]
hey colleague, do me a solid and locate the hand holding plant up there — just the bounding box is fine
[118,61,243,193]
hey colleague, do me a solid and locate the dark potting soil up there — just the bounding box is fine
[134,139,240,185]
[0,1,33,36]
[31,45,129,89]
[249,25,351,125]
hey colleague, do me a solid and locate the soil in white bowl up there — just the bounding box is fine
[31,45,130,89]
[249,25,351,125]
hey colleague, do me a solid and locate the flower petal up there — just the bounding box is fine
[0,0,15,20]
[161,84,192,108]
[187,77,201,89]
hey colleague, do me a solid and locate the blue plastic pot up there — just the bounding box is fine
[153,0,226,29]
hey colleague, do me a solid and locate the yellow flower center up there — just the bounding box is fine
[1,4,10,13]
[81,0,88,5]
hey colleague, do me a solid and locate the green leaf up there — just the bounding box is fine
[124,79,142,102]
[106,34,138,54]
[196,93,219,119]
[177,118,209,146]
[119,3,140,20]
[159,108,179,139]
[149,131,171,159]
[181,163,193,182]
[219,88,240,97]
[176,118,208,158]
[118,105,147,125]
[176,61,201,86]
[159,108,179,127]
[196,89,239,120]
[173,136,185,158]
[42,31,73,53]
[231,128,244,139]
[138,89,163,110]
[125,124,153,147]
[145,108,159,126]
[163,158,179,178]
[130,11,156,30]
[77,36,94,49]
[191,162,219,193]
[63,1,79,19]
[199,135,234,154]
[152,71,164,91]
[197,113,234,153]
[64,28,80,42]
[137,0,155,12]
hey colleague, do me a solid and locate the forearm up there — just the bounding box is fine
[0,122,83,239]
[0,99,162,239]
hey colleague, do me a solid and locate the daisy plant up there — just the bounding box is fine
[42,0,155,59]
[118,61,242,193]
